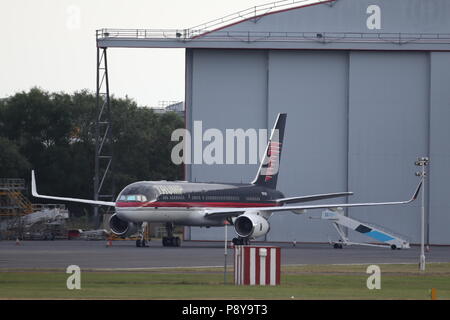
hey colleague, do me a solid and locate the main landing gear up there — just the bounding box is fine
[162,222,181,247]
[232,237,250,245]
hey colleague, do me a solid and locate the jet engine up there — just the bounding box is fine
[234,212,270,239]
[109,213,138,238]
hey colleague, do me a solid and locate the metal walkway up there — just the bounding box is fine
[0,179,33,216]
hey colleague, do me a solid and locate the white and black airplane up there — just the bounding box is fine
[31,113,422,247]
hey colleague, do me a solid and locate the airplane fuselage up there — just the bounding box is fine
[115,181,284,226]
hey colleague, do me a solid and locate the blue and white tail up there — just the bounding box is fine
[251,113,286,189]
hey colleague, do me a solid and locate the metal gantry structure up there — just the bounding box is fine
[0,179,30,239]
[94,47,115,226]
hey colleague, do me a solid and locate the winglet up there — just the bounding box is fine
[411,179,423,202]
[31,170,38,197]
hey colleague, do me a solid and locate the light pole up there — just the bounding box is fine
[224,221,228,284]
[415,157,429,272]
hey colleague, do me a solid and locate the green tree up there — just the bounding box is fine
[111,99,184,188]
[0,137,30,178]
[0,88,184,218]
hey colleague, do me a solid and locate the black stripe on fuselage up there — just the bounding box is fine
[117,181,284,204]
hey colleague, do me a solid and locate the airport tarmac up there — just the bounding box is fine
[0,240,449,270]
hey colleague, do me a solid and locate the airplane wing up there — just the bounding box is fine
[31,170,116,207]
[205,180,422,219]
[275,192,353,205]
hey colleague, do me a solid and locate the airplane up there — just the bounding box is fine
[31,113,423,247]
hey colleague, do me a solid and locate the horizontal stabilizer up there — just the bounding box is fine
[275,192,353,204]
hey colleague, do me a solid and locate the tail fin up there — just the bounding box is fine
[252,113,287,189]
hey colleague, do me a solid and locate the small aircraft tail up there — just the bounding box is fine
[251,113,286,189]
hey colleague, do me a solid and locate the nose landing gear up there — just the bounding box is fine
[136,239,148,247]
[135,222,150,248]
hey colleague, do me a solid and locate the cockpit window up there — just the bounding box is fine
[119,194,148,202]
[117,183,158,202]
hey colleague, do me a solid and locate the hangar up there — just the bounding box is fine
[97,0,450,244]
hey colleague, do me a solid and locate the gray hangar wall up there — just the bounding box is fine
[184,0,450,244]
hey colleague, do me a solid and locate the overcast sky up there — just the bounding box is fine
[0,0,319,107]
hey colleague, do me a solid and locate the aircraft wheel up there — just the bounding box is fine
[162,237,168,247]
[175,237,181,247]
[232,238,250,245]
[136,239,142,247]
[232,238,244,245]
[391,245,397,250]
[333,243,340,249]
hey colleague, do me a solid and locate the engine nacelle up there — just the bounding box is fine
[234,211,270,239]
[109,213,138,238]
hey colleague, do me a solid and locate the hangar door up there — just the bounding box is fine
[186,48,435,244]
